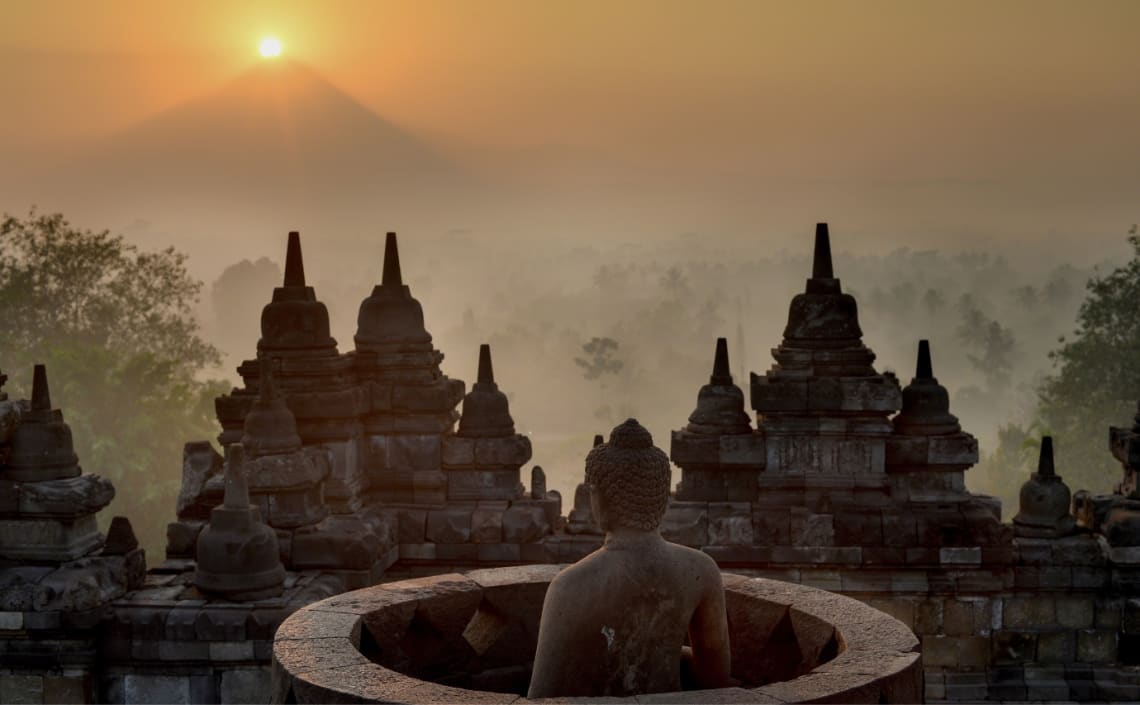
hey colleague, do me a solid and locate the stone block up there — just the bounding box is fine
[519,541,557,563]
[752,507,789,546]
[862,597,913,629]
[123,674,190,704]
[1039,565,1073,587]
[386,434,441,472]
[188,675,216,704]
[436,543,478,561]
[474,435,532,466]
[834,510,883,546]
[476,543,522,563]
[42,675,88,704]
[922,635,957,667]
[165,520,204,558]
[1003,596,1055,628]
[501,504,549,543]
[1056,597,1095,629]
[397,508,427,544]
[445,468,522,501]
[942,599,975,637]
[209,640,256,662]
[708,502,753,545]
[958,636,989,666]
[928,434,979,465]
[400,543,437,561]
[0,610,23,630]
[195,608,247,641]
[913,599,942,635]
[940,546,981,565]
[426,509,472,544]
[670,432,719,466]
[799,569,843,591]
[159,640,209,660]
[992,631,1036,664]
[1037,631,1076,664]
[1073,566,1108,589]
[889,571,928,592]
[1078,629,1118,663]
[441,435,476,466]
[1096,599,1122,629]
[718,432,765,467]
[219,668,271,704]
[0,675,44,704]
[471,507,503,543]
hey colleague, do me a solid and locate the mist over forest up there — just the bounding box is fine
[198,228,1125,525]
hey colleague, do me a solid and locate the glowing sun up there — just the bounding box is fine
[259,37,283,58]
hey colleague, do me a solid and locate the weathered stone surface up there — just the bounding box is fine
[501,504,549,544]
[292,515,385,570]
[425,509,472,544]
[15,474,114,517]
[470,507,503,543]
[176,441,222,518]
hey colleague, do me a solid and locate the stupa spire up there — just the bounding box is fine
[283,231,305,287]
[31,363,50,412]
[478,343,495,385]
[223,444,249,509]
[812,223,834,279]
[916,339,934,380]
[382,232,403,287]
[711,337,732,385]
[1038,436,1055,478]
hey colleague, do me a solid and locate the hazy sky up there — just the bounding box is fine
[2,0,1138,259]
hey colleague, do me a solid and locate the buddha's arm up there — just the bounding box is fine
[527,578,573,698]
[687,563,733,689]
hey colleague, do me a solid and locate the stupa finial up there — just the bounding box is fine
[31,363,50,411]
[283,231,305,287]
[916,339,934,380]
[382,232,403,287]
[812,223,833,279]
[223,444,249,509]
[478,343,495,385]
[711,337,732,385]
[1038,436,1055,478]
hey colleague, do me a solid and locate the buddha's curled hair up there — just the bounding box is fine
[585,418,671,531]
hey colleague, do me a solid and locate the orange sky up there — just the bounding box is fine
[2,0,1138,257]
[5,0,1139,150]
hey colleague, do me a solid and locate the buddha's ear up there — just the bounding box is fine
[588,483,610,531]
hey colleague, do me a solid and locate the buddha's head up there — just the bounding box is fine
[585,418,671,532]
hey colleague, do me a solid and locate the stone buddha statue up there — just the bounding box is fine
[528,419,732,698]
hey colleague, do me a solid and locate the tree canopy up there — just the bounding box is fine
[0,210,227,557]
[1033,230,1140,492]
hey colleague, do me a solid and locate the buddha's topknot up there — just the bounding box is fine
[585,419,671,531]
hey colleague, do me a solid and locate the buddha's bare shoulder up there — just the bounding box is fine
[662,540,721,577]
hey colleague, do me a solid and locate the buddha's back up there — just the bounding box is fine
[529,537,719,697]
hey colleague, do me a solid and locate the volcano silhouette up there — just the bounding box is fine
[62,60,474,212]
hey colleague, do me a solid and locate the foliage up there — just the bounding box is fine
[1032,230,1140,494]
[0,209,226,557]
[574,337,624,423]
[956,294,1017,392]
[574,337,623,380]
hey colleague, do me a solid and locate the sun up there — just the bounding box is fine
[259,37,283,58]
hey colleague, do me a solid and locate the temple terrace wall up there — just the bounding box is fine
[271,565,922,704]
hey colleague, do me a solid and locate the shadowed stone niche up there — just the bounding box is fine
[270,566,921,704]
